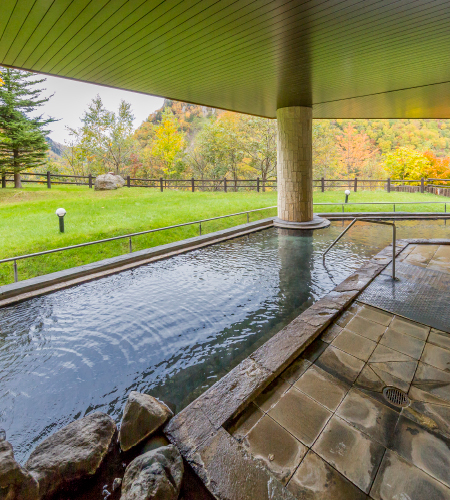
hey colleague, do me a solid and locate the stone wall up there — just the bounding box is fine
[276,106,313,223]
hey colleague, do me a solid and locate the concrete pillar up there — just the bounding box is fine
[275,106,329,230]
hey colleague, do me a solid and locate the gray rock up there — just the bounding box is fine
[119,392,173,452]
[95,173,125,190]
[120,445,183,500]
[0,440,38,500]
[25,412,116,498]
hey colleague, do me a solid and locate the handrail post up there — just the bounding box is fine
[421,178,425,193]
[13,260,18,282]
[387,177,391,193]
[191,177,195,192]
[247,212,249,223]
[257,177,260,192]
[224,178,227,193]
[127,175,131,188]
[392,224,396,280]
[199,222,202,235]
[321,177,325,192]
[129,236,132,253]
[88,174,92,188]
[47,171,51,189]
[160,178,163,192]
[354,177,357,192]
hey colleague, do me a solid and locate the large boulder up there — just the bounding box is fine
[119,392,173,452]
[0,441,38,500]
[25,412,116,498]
[94,173,125,190]
[120,445,183,500]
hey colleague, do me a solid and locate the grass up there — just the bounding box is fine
[0,186,447,285]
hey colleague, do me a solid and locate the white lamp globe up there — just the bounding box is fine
[56,208,66,217]
[344,189,351,196]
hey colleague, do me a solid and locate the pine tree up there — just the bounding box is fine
[0,67,55,188]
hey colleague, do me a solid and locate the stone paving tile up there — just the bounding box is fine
[312,415,385,494]
[355,365,386,394]
[380,327,426,360]
[389,316,430,341]
[335,310,355,328]
[369,344,414,363]
[412,363,450,403]
[280,358,312,385]
[427,261,450,275]
[320,323,342,343]
[404,244,439,267]
[409,386,450,407]
[336,388,399,448]
[269,387,332,447]
[391,415,450,488]
[402,401,450,439]
[370,449,450,500]
[253,377,291,413]
[356,304,393,327]
[331,329,377,362]
[428,329,450,352]
[315,345,365,386]
[369,364,411,392]
[227,402,264,442]
[421,343,450,372]
[369,360,418,385]
[346,316,387,342]
[243,415,307,486]
[294,365,350,412]
[427,245,450,274]
[348,302,363,315]
[300,338,328,363]
[287,450,369,500]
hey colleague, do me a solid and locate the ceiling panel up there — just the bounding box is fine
[1,0,450,118]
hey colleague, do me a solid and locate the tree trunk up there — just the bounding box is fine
[14,172,22,188]
[1,173,6,189]
[13,149,22,188]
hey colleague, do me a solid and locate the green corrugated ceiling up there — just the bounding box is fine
[1,0,450,118]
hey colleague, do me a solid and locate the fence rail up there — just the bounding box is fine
[3,172,450,194]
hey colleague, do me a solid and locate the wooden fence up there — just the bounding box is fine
[2,172,450,193]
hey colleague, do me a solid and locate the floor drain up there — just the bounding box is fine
[383,387,410,407]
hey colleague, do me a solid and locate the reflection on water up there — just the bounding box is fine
[0,220,447,461]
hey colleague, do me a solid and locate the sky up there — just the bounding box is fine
[37,75,164,144]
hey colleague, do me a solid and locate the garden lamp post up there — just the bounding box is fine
[344,189,351,204]
[56,208,66,233]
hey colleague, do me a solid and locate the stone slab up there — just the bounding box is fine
[312,415,385,494]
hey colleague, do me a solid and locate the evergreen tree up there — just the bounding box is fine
[0,67,55,187]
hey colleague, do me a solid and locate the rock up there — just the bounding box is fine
[112,477,122,491]
[120,445,183,500]
[95,173,125,190]
[119,392,173,452]
[25,412,116,498]
[0,440,38,500]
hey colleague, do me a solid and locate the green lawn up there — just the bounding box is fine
[0,186,447,285]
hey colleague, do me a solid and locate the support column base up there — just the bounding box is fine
[273,215,331,230]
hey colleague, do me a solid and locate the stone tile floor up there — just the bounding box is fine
[226,245,450,500]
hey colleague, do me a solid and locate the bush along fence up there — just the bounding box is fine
[2,172,450,194]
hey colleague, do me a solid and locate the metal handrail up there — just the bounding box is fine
[1,206,277,283]
[3,200,447,283]
[322,218,397,279]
